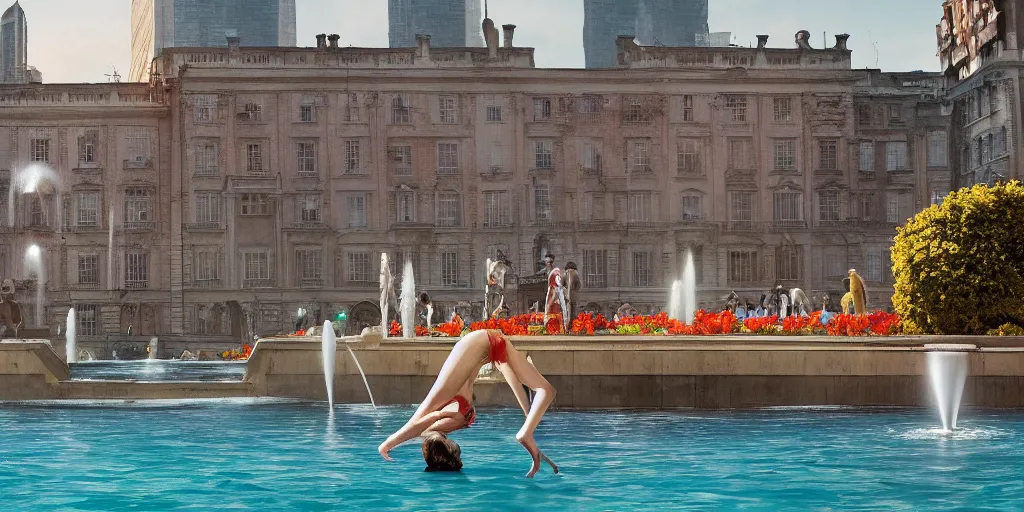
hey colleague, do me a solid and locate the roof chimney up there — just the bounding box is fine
[315,34,327,49]
[756,34,769,49]
[328,34,340,49]
[502,24,516,48]
[416,34,431,60]
[834,34,850,51]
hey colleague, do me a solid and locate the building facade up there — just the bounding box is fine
[388,0,484,48]
[0,1,27,84]
[129,0,297,81]
[583,0,709,68]
[937,0,1021,187]
[0,30,949,349]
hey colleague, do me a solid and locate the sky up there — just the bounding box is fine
[23,0,941,84]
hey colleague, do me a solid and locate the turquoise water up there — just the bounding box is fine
[1,401,1022,511]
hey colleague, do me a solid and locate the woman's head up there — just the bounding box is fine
[422,433,462,471]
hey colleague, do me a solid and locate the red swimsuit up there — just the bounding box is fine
[487,329,509,364]
[444,395,476,426]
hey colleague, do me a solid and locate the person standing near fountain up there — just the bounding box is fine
[378,329,559,477]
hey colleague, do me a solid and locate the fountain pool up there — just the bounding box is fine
[0,401,1021,510]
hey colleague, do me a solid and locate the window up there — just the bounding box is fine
[246,142,265,175]
[997,127,1008,156]
[927,132,948,167]
[344,140,361,174]
[534,185,551,221]
[728,139,754,169]
[724,95,747,122]
[623,96,646,123]
[30,138,50,163]
[483,191,510,227]
[886,191,912,224]
[194,251,220,283]
[436,192,461,227]
[583,249,608,288]
[773,97,792,122]
[125,133,151,165]
[346,93,360,122]
[534,140,553,169]
[243,101,262,122]
[123,188,151,223]
[988,85,999,114]
[931,189,946,206]
[347,195,366,228]
[772,191,802,224]
[194,95,217,122]
[983,134,993,163]
[776,247,801,281]
[78,254,98,285]
[681,95,694,122]
[628,139,651,173]
[28,197,45,227]
[486,141,504,171]
[578,95,600,115]
[632,251,652,287]
[888,104,902,122]
[818,190,840,223]
[76,192,99,227]
[773,140,796,170]
[486,105,503,122]
[865,250,882,282]
[533,98,551,121]
[125,252,149,288]
[628,192,652,222]
[677,139,701,175]
[582,141,602,172]
[296,141,317,176]
[728,251,758,283]
[390,145,412,175]
[240,193,270,216]
[818,139,838,170]
[244,251,270,281]
[195,140,219,176]
[392,95,411,124]
[729,191,753,229]
[439,95,459,124]
[681,195,702,220]
[296,249,323,285]
[194,193,221,224]
[297,195,321,223]
[887,142,909,171]
[396,192,415,222]
[437,143,459,175]
[78,131,97,164]
[857,104,872,126]
[299,95,317,123]
[77,304,99,336]
[348,252,372,283]
[440,251,459,287]
[859,142,874,172]
[858,193,876,221]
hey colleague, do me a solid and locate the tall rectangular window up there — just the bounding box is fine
[534,186,551,222]
[583,249,609,288]
[728,251,757,283]
[396,192,415,222]
[773,97,792,122]
[859,142,874,172]
[866,250,882,282]
[772,191,802,224]
[534,140,553,169]
[887,142,909,171]
[440,251,459,287]
[632,251,651,287]
[30,138,50,162]
[624,97,647,123]
[773,140,796,170]
[125,252,149,289]
[76,192,99,227]
[677,139,701,175]
[240,193,269,216]
[126,134,151,165]
[347,195,366,228]
[79,131,98,164]
[724,95,747,122]
[391,95,411,124]
[194,251,221,283]
[195,140,219,176]
[628,192,652,222]
[244,251,271,281]
[77,304,99,336]
[389,145,412,175]
[818,190,841,223]
[776,247,801,281]
[436,192,461,227]
[246,142,265,176]
[346,93,360,122]
[28,197,45,227]
[193,95,217,122]
[582,141,602,172]
[487,141,504,171]
[437,143,459,175]
[194,193,221,224]
[297,195,321,223]
[629,139,651,173]
[483,191,510,227]
[296,249,323,285]
[681,95,694,121]
[78,255,98,285]
[927,131,948,167]
[123,188,151,223]
[299,95,317,123]
[818,139,838,170]
[348,252,372,283]
[296,141,317,176]
[729,191,753,229]
[344,140,361,174]
[439,95,459,124]
[681,195,702,220]
[533,98,551,121]
[728,139,753,169]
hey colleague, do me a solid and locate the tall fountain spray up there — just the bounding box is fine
[380,253,392,338]
[668,281,683,321]
[24,244,44,326]
[399,257,416,338]
[321,320,337,407]
[681,248,697,325]
[926,344,972,431]
[66,308,77,363]
[107,207,115,289]
[8,163,61,228]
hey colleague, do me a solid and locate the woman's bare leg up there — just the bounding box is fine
[503,343,557,477]
[410,330,487,421]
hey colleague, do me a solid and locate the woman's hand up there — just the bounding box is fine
[378,441,394,461]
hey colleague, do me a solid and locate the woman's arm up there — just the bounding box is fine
[378,410,460,460]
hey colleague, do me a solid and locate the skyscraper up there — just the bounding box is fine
[130,0,297,81]
[583,0,709,68]
[0,1,27,84]
[388,0,484,48]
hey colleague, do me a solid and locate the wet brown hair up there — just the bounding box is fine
[422,433,463,471]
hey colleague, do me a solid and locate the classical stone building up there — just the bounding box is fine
[0,26,950,347]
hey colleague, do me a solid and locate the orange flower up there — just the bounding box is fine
[389,320,402,337]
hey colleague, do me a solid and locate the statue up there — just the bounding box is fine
[789,288,812,317]
[380,253,397,337]
[418,292,434,330]
[0,278,23,338]
[484,250,513,320]
[795,30,813,50]
[614,303,637,322]
[543,255,570,328]
[561,261,581,331]
[847,269,867,315]
[760,286,790,317]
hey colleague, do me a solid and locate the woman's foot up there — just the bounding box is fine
[516,431,542,478]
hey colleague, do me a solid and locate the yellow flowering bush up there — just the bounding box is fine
[891,182,1024,334]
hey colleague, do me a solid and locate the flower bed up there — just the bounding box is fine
[220,344,253,360]
[390,310,903,338]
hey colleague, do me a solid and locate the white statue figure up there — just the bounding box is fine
[789,288,812,317]
[484,251,513,320]
[561,261,581,332]
[380,253,397,337]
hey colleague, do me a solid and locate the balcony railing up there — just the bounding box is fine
[69,223,105,233]
[192,279,222,289]
[292,220,326,230]
[123,221,155,232]
[123,157,153,170]
[770,220,807,231]
[299,278,324,288]
[346,280,378,288]
[124,280,148,290]
[185,222,224,231]
[243,278,274,289]
[296,171,320,179]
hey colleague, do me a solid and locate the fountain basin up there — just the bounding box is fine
[923,343,978,352]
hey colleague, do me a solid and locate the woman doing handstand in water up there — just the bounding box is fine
[378,329,558,477]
